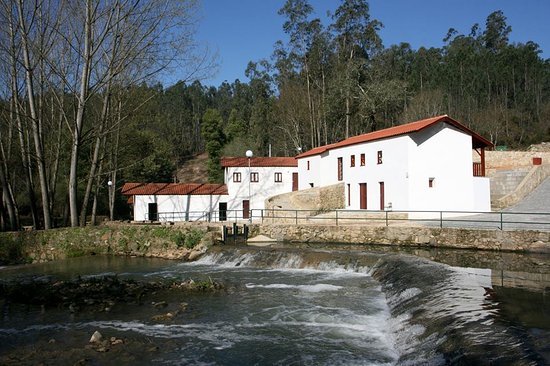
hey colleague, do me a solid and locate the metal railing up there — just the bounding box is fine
[145,208,550,231]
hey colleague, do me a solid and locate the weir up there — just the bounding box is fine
[196,247,549,365]
[1,246,548,364]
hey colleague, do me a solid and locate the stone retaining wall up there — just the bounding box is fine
[483,151,550,175]
[265,183,345,212]
[0,223,219,264]
[254,224,550,253]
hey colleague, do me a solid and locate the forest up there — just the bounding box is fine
[0,0,549,230]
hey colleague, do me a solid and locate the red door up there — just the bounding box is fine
[359,183,367,209]
[292,172,298,191]
[242,200,250,219]
[379,182,385,210]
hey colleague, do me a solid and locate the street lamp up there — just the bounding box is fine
[245,150,253,221]
[107,180,113,221]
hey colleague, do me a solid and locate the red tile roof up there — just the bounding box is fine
[296,115,493,158]
[121,182,228,196]
[221,156,297,167]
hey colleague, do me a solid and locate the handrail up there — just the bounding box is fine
[143,208,550,231]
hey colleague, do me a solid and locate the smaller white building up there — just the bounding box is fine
[221,157,298,219]
[122,182,228,222]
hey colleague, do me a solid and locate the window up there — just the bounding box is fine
[250,172,259,182]
[360,153,365,166]
[274,172,283,182]
[337,157,343,181]
[377,151,383,164]
[350,155,355,167]
[233,172,241,182]
[307,160,310,170]
[429,178,435,188]
[347,184,351,206]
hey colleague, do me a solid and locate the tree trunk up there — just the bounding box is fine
[69,0,93,227]
[17,0,52,229]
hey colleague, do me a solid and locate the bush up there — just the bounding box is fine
[184,229,203,249]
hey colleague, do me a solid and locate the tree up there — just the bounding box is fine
[201,108,225,183]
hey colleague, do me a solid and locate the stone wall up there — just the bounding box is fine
[265,183,345,213]
[0,223,220,264]
[482,151,550,175]
[253,224,550,253]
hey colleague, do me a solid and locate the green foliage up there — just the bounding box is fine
[0,234,24,264]
[184,228,203,249]
[201,108,226,183]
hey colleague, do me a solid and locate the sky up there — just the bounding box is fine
[194,0,550,88]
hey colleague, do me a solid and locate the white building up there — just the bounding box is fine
[121,182,228,221]
[221,157,298,219]
[122,157,298,222]
[296,115,493,215]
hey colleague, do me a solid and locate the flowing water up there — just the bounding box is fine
[0,246,549,365]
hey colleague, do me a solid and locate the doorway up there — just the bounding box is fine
[242,200,250,219]
[219,202,227,221]
[292,172,298,191]
[148,202,158,221]
[359,183,367,209]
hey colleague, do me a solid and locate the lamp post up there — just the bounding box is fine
[245,149,253,221]
[107,180,113,221]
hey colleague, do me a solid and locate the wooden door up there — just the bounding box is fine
[359,183,367,209]
[242,200,250,219]
[292,172,298,191]
[379,182,385,210]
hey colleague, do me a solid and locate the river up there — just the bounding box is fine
[1,245,549,365]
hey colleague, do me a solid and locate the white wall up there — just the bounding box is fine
[331,136,410,210]
[473,177,491,212]
[408,124,475,212]
[133,194,227,221]
[225,165,298,215]
[297,155,321,190]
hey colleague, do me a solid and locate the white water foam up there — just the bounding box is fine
[245,283,343,293]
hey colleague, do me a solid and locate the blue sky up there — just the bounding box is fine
[194,0,549,88]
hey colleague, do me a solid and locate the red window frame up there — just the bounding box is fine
[350,155,355,167]
[360,153,365,166]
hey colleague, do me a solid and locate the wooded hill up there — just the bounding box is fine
[0,0,549,230]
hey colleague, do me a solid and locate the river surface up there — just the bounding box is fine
[1,245,549,365]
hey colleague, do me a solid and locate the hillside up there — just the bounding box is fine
[176,153,210,183]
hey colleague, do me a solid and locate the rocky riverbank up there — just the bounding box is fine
[0,223,221,265]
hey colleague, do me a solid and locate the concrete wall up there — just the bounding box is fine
[493,164,550,209]
[255,224,550,253]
